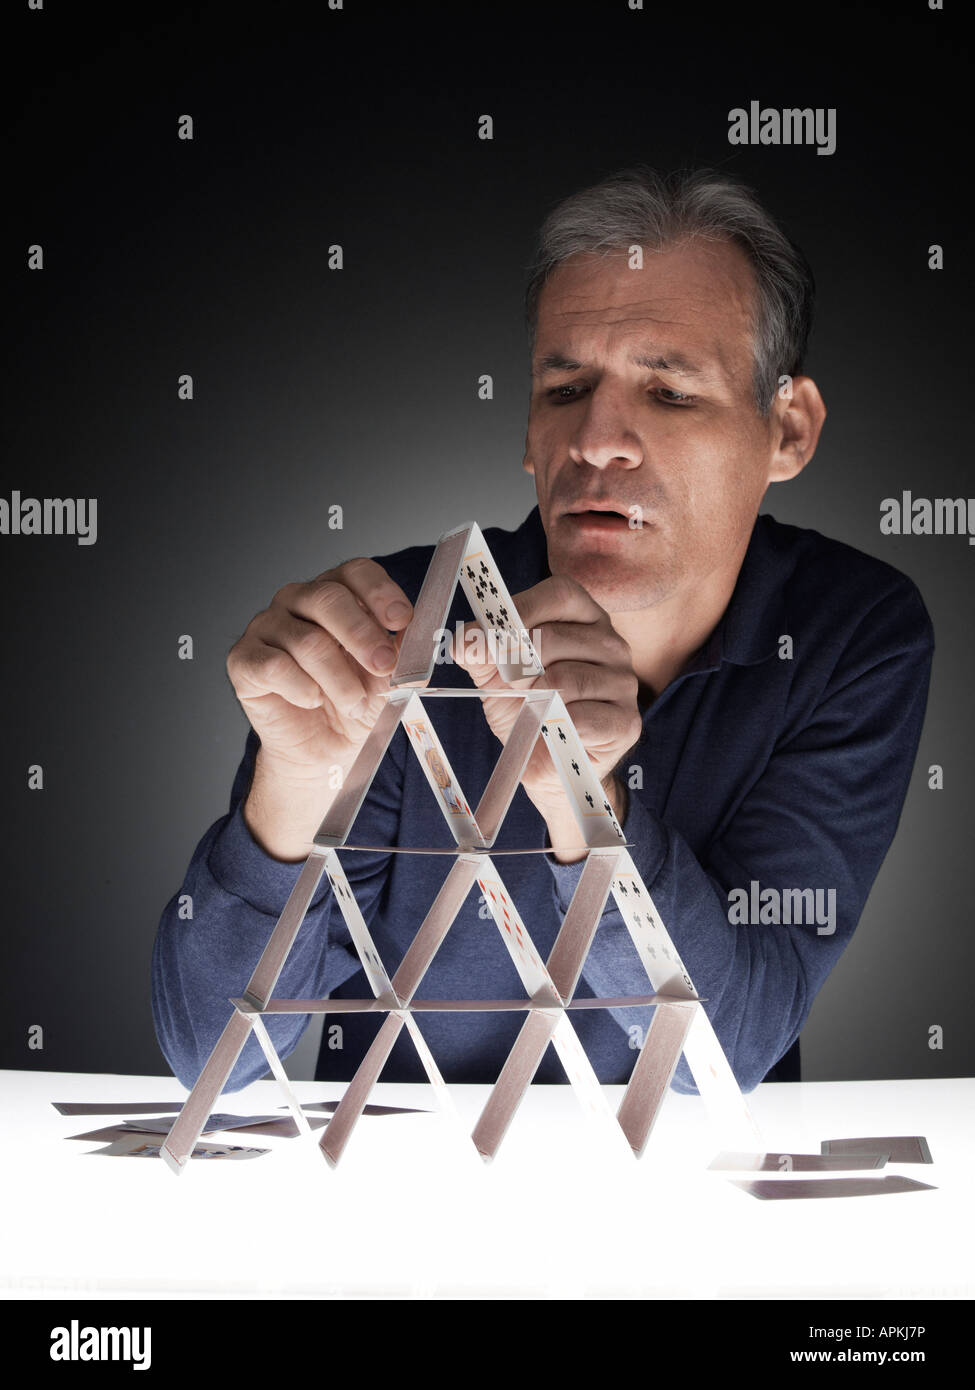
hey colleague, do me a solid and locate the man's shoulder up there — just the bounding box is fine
[757,512,934,652]
[369,508,547,601]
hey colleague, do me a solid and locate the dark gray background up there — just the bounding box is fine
[4,0,970,1085]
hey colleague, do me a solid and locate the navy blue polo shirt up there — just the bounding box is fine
[152,506,933,1095]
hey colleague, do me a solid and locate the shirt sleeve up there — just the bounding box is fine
[543,578,935,1094]
[151,726,404,1092]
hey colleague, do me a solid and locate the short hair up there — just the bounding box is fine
[524,165,816,416]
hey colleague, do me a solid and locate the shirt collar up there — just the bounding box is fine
[515,505,787,672]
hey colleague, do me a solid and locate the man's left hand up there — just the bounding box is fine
[450,574,642,825]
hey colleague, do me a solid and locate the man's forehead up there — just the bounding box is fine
[532,241,756,376]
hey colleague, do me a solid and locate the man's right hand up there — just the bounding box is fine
[227,558,414,861]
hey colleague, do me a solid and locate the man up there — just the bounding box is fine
[152,166,933,1096]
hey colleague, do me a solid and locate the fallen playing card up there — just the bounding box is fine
[821,1135,933,1163]
[88,1136,269,1160]
[53,1101,183,1117]
[116,1113,283,1135]
[729,1175,936,1200]
[709,1150,889,1172]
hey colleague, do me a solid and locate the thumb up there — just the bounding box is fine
[450,620,507,690]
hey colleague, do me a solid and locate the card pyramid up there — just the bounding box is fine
[160,522,762,1173]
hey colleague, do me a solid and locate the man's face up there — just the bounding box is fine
[524,238,782,612]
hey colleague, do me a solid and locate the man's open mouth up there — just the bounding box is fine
[564,502,635,529]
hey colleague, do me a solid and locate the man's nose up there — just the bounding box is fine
[567,384,643,470]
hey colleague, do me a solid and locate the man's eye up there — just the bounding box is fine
[544,384,694,406]
[546,384,582,403]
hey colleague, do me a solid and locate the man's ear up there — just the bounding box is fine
[768,375,826,482]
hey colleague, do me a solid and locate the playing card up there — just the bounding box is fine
[681,1005,765,1148]
[710,1151,890,1172]
[401,691,484,847]
[546,847,621,1002]
[730,1175,936,1200]
[319,1014,405,1166]
[401,1012,458,1120]
[537,696,626,850]
[617,1000,696,1156]
[821,1136,933,1164]
[392,524,472,686]
[314,693,412,847]
[90,1137,269,1160]
[471,1009,560,1160]
[391,855,481,1002]
[455,524,544,684]
[117,1113,281,1135]
[322,847,397,1001]
[609,850,696,998]
[475,861,561,1003]
[549,1013,619,1131]
[53,1101,182,1116]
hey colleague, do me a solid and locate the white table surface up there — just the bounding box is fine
[2,1070,971,1299]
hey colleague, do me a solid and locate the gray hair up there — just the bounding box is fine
[524,165,815,416]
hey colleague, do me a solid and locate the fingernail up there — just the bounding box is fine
[385,601,412,624]
[371,644,397,672]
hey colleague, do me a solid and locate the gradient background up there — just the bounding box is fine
[4,0,970,1087]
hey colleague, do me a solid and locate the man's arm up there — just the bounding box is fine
[151,726,403,1091]
[542,579,934,1092]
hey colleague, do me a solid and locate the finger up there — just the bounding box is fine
[334,556,415,632]
[448,621,517,691]
[248,612,377,716]
[562,698,643,756]
[278,560,412,677]
[542,659,639,706]
[527,619,631,671]
[228,636,332,712]
[510,574,605,630]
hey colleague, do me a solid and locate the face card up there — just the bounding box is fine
[401,692,484,848]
